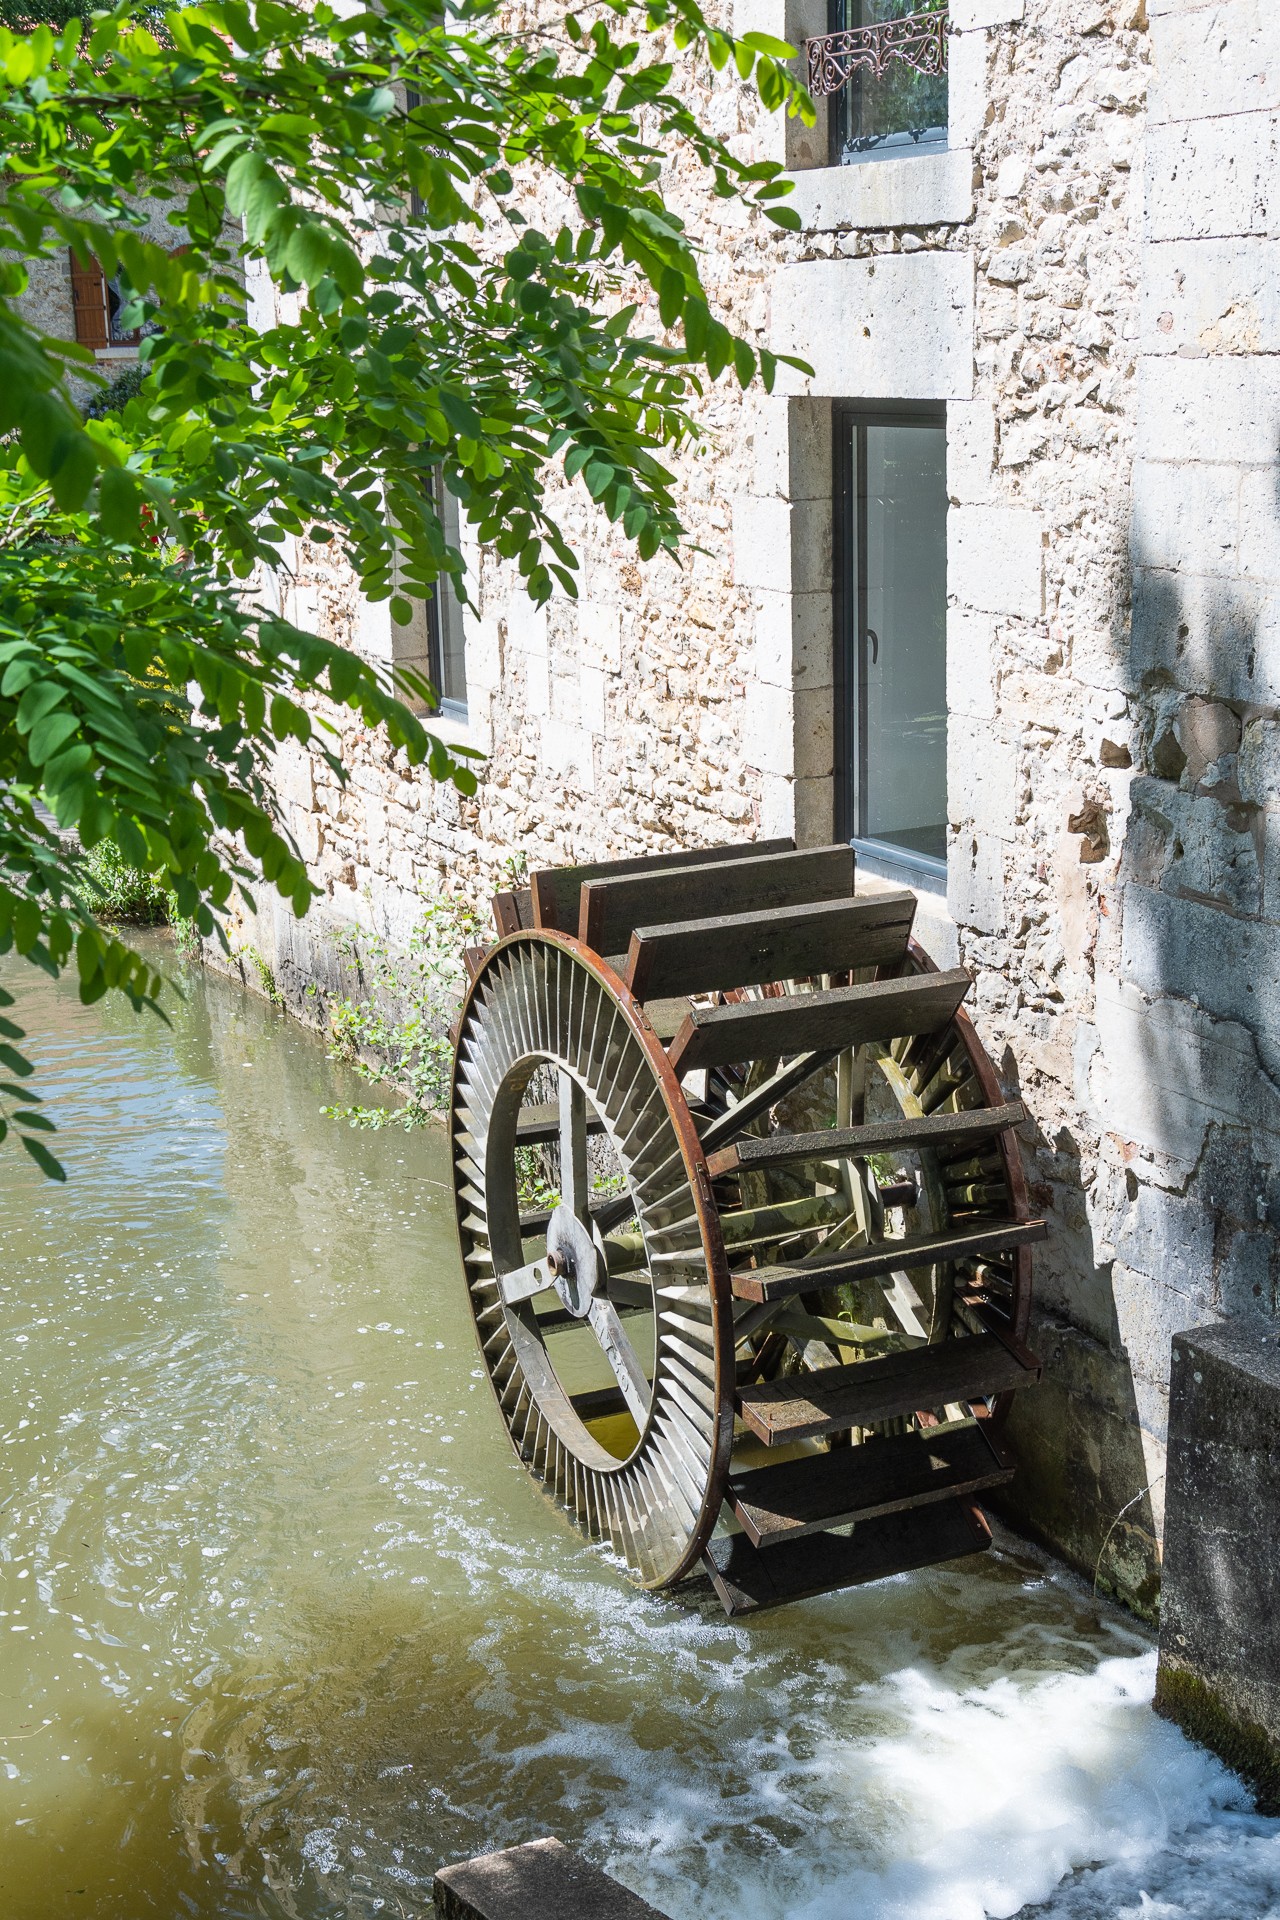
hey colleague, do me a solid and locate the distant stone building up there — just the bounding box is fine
[41,0,1280,1618]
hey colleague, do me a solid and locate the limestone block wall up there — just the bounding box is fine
[218,0,1280,1617]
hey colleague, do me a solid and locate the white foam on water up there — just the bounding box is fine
[598,1648,1280,1920]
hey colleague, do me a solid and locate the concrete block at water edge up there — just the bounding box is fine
[434,1839,672,1920]
[1156,1322,1280,1812]
[949,506,1044,620]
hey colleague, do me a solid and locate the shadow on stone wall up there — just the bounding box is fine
[1002,507,1280,1618]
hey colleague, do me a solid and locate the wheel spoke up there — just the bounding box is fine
[498,1258,559,1307]
[558,1069,590,1220]
[588,1295,651,1428]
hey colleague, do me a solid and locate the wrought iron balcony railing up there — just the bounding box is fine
[805,6,948,101]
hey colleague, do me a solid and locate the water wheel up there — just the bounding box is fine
[450,839,1044,1615]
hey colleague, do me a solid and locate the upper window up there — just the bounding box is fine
[835,403,947,875]
[819,2,949,167]
[68,249,171,352]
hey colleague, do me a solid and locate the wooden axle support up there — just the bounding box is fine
[450,837,1043,1617]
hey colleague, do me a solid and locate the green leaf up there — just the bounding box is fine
[97,466,141,539]
[21,1135,66,1182]
[27,710,81,767]
[225,150,288,243]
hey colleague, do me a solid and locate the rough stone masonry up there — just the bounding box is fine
[57,0,1274,1635]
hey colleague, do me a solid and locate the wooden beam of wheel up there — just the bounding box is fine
[624,890,917,1002]
[705,1101,1026,1180]
[669,969,972,1076]
[730,1215,1047,1305]
[529,837,794,934]
[736,1333,1039,1446]
[579,844,855,957]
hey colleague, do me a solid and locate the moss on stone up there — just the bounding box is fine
[1154,1662,1280,1814]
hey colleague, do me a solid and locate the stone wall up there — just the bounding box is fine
[148,1,1280,1617]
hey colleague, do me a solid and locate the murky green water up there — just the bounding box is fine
[3,940,1279,1920]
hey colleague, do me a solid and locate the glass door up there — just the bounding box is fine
[835,404,947,874]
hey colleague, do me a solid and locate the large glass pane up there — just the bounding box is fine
[831,0,948,163]
[859,419,947,864]
[425,474,468,717]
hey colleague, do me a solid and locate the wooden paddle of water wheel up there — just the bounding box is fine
[450,839,1044,1616]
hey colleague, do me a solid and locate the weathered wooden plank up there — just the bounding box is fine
[701,1498,989,1615]
[434,1837,672,1920]
[515,1102,607,1145]
[580,844,854,956]
[624,890,916,1002]
[705,1101,1026,1180]
[668,967,971,1076]
[730,1215,1046,1305]
[530,838,794,935]
[728,1423,1013,1547]
[491,888,534,936]
[736,1331,1039,1445]
[463,944,489,984]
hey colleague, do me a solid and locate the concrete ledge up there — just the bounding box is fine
[786,147,973,232]
[434,1839,672,1920]
[1156,1321,1280,1811]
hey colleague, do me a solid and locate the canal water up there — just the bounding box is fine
[3,939,1280,1920]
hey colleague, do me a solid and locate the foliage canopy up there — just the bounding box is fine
[0,0,810,1171]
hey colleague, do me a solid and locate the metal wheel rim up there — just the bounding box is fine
[450,931,735,1589]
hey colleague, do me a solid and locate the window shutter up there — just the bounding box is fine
[68,249,109,350]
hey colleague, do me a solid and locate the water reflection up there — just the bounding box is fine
[2,941,1278,1920]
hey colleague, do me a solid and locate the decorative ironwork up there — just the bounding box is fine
[805,7,948,101]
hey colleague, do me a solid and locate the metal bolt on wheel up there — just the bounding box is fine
[450,841,1046,1615]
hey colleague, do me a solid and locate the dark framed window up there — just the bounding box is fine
[827,1,948,167]
[391,470,468,720]
[834,401,947,876]
[425,557,467,720]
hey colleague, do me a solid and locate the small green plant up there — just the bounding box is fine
[75,837,200,959]
[77,837,171,923]
[324,892,486,1129]
[79,361,148,422]
[237,944,282,1007]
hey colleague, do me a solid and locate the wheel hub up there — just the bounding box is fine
[545,1205,599,1318]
